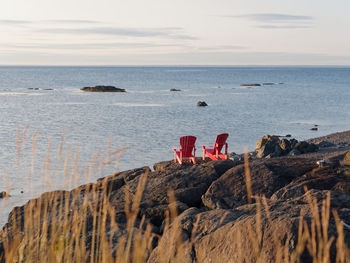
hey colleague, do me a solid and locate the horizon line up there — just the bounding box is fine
[1,64,350,67]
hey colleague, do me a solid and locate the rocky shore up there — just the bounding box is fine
[1,131,350,262]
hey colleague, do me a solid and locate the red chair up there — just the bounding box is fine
[202,133,229,160]
[172,136,197,165]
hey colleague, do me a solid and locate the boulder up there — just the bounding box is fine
[170,88,181,92]
[150,190,350,263]
[197,101,208,107]
[293,141,318,154]
[288,149,301,156]
[202,157,317,209]
[255,135,309,158]
[317,141,336,148]
[81,85,126,92]
[0,191,10,199]
[345,151,350,166]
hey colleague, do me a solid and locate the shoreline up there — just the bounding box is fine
[1,130,350,261]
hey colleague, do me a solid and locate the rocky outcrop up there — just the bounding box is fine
[202,158,318,209]
[81,85,126,92]
[1,131,350,262]
[150,189,350,263]
[255,134,318,158]
[170,88,181,92]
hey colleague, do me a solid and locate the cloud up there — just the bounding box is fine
[0,19,30,25]
[233,13,313,23]
[258,25,312,29]
[197,45,246,51]
[226,13,313,29]
[0,19,197,40]
[37,26,197,40]
[42,19,99,24]
[0,42,189,50]
[0,19,99,26]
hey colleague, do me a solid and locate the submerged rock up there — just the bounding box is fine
[81,85,126,92]
[170,88,182,92]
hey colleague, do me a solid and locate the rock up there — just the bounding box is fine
[271,175,340,200]
[344,151,350,166]
[197,101,208,107]
[42,88,54,91]
[0,191,10,199]
[318,141,335,148]
[240,84,261,86]
[201,157,317,209]
[170,88,181,92]
[255,135,284,158]
[279,139,292,154]
[151,189,350,263]
[338,142,349,148]
[288,149,301,156]
[81,85,126,92]
[310,127,318,131]
[2,131,350,262]
[256,135,318,159]
[255,135,279,149]
[285,134,292,138]
[293,141,318,154]
[262,83,275,85]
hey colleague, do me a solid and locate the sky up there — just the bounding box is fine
[1,0,350,65]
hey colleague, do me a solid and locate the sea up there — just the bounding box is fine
[0,66,350,225]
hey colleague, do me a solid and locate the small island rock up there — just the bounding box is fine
[240,83,261,86]
[197,101,208,107]
[170,88,182,92]
[0,191,10,199]
[81,85,126,92]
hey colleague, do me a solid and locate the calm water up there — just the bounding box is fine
[1,66,350,224]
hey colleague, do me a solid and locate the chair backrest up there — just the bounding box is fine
[213,133,229,153]
[179,136,197,157]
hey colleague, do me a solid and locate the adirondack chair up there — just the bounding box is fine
[172,136,197,165]
[202,133,229,160]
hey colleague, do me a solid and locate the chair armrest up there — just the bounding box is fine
[202,145,213,149]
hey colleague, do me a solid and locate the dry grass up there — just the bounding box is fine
[0,130,350,262]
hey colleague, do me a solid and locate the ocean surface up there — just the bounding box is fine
[0,66,350,225]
